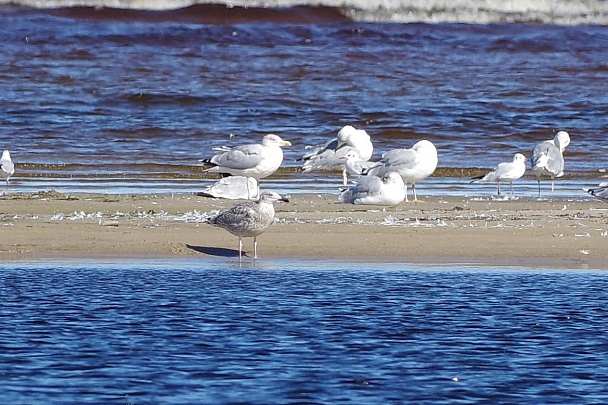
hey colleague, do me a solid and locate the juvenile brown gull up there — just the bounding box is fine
[471,153,527,196]
[364,140,438,202]
[0,149,15,186]
[205,191,289,261]
[531,131,570,197]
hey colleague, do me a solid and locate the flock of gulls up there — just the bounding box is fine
[195,125,605,260]
[1,127,605,261]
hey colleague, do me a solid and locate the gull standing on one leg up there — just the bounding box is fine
[205,191,289,261]
[531,131,570,197]
[364,140,438,202]
[471,153,527,196]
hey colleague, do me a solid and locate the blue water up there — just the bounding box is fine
[2,259,608,404]
[1,8,608,197]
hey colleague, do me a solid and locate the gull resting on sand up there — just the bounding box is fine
[339,171,406,206]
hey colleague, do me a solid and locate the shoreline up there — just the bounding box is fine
[1,191,606,268]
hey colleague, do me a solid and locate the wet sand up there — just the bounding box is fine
[0,191,606,267]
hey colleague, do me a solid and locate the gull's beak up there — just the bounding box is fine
[280,194,290,203]
[282,140,292,147]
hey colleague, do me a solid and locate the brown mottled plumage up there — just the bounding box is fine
[206,191,289,261]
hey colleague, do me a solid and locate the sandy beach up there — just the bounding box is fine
[0,190,606,267]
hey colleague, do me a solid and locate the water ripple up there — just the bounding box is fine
[1,261,608,403]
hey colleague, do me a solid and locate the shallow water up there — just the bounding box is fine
[2,259,608,404]
[1,6,607,197]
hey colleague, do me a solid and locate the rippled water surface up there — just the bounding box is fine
[0,7,607,196]
[2,259,608,404]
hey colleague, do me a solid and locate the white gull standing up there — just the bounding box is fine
[339,171,406,206]
[0,149,15,187]
[584,183,608,202]
[471,153,527,196]
[205,191,289,261]
[364,140,438,202]
[201,134,291,179]
[300,125,373,185]
[200,134,291,197]
[531,131,570,197]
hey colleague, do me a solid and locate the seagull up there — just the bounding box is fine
[300,125,373,185]
[531,131,570,197]
[197,176,259,200]
[471,153,527,196]
[205,191,289,261]
[201,134,291,179]
[584,183,608,202]
[0,149,15,187]
[364,140,438,202]
[341,150,377,181]
[339,171,406,206]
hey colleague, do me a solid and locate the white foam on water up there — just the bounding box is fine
[2,0,607,25]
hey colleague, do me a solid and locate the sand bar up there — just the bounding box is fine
[0,191,606,268]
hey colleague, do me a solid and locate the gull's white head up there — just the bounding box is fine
[382,171,405,186]
[341,150,361,161]
[412,140,438,161]
[337,125,370,144]
[513,153,527,163]
[262,134,291,147]
[554,131,570,151]
[412,140,436,152]
[1,150,11,161]
[336,126,373,161]
[336,125,357,143]
[258,190,290,204]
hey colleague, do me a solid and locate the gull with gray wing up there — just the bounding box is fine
[531,131,570,197]
[471,153,527,196]
[341,150,377,181]
[205,191,289,261]
[198,176,259,200]
[301,125,373,185]
[584,183,608,202]
[364,140,438,202]
[201,134,291,179]
[339,171,406,206]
